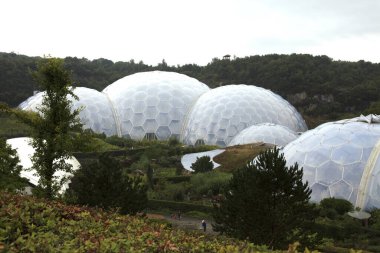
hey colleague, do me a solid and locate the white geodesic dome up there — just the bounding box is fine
[6,137,81,192]
[19,87,117,136]
[228,123,299,147]
[282,115,380,210]
[102,71,209,140]
[182,85,307,147]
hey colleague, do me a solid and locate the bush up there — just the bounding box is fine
[0,191,274,252]
[66,154,148,215]
[190,171,231,197]
[191,156,214,173]
[320,198,353,216]
[147,199,213,213]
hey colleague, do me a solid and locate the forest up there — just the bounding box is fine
[1,52,379,128]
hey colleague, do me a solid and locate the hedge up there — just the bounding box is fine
[147,199,213,213]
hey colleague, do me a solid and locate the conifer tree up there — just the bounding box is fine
[213,147,318,249]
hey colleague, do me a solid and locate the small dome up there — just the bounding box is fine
[228,123,299,147]
[282,114,380,210]
[182,85,307,147]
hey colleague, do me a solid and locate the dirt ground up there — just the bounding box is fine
[146,213,218,235]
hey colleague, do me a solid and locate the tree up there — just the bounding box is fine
[213,147,318,249]
[191,156,214,173]
[30,58,83,199]
[66,154,148,215]
[0,138,28,191]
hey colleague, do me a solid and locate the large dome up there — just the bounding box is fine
[282,115,380,210]
[19,87,117,136]
[182,85,307,146]
[228,123,299,147]
[6,137,81,192]
[103,71,209,140]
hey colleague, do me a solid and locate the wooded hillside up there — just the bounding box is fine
[1,52,379,128]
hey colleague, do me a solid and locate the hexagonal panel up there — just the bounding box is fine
[156,126,171,140]
[143,119,158,132]
[316,161,343,185]
[304,147,332,167]
[310,183,330,202]
[331,146,363,165]
[329,180,353,200]
[131,126,145,139]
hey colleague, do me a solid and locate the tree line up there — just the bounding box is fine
[1,52,380,127]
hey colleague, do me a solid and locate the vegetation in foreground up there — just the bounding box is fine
[0,191,292,253]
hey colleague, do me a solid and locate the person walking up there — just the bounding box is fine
[201,220,207,232]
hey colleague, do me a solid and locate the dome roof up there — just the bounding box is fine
[228,123,299,147]
[6,137,81,192]
[182,85,307,147]
[102,71,209,140]
[19,87,117,136]
[282,115,380,210]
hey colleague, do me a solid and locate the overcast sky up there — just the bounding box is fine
[1,0,379,66]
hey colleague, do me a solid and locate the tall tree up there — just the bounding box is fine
[213,147,318,249]
[0,138,28,191]
[30,58,83,199]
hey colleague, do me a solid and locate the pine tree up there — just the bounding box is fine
[213,147,318,249]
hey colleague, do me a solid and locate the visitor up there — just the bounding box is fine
[201,220,206,232]
[177,210,181,220]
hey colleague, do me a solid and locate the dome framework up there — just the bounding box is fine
[282,115,380,210]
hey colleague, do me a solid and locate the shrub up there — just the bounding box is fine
[190,171,231,197]
[191,156,213,173]
[66,154,148,215]
[319,198,353,216]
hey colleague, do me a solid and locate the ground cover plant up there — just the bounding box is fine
[1,191,294,253]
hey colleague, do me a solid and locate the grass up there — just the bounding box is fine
[213,143,273,172]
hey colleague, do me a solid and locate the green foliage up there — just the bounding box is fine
[319,198,353,218]
[370,209,380,230]
[213,147,318,249]
[0,113,31,139]
[0,191,277,253]
[2,52,380,127]
[190,171,232,197]
[0,138,28,191]
[66,154,148,215]
[147,163,154,189]
[191,156,214,173]
[147,199,213,214]
[29,58,84,199]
